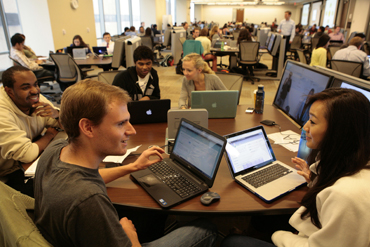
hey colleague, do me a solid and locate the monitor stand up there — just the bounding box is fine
[266,55,278,77]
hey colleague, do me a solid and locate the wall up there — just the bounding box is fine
[194,4,202,22]
[18,0,54,56]
[350,0,370,33]
[47,0,96,50]
[200,5,297,26]
[140,0,157,28]
[155,0,166,30]
[176,0,188,24]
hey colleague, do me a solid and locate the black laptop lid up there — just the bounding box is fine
[128,99,170,124]
[93,46,107,55]
[170,118,226,188]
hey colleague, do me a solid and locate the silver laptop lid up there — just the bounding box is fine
[72,48,86,59]
[167,109,208,139]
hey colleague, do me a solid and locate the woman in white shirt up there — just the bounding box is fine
[310,34,330,68]
[196,28,217,71]
[221,88,370,247]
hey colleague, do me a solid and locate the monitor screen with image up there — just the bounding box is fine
[331,78,370,101]
[267,33,276,53]
[273,61,332,127]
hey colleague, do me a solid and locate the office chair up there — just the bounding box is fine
[0,182,53,247]
[98,70,121,85]
[287,35,302,60]
[330,60,363,77]
[215,72,243,104]
[233,30,240,42]
[297,49,309,65]
[238,41,260,84]
[140,36,161,66]
[50,53,95,92]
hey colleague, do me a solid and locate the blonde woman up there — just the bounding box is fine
[209,25,220,41]
[179,53,227,109]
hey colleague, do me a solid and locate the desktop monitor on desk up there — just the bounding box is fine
[125,36,142,68]
[329,74,370,101]
[111,36,131,69]
[273,60,332,127]
[267,33,276,53]
[267,32,281,57]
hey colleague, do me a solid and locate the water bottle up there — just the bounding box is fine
[221,41,224,51]
[255,85,265,114]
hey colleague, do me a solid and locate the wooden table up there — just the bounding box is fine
[106,105,308,215]
[74,56,112,66]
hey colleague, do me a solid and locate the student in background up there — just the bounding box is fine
[195,28,217,71]
[70,34,92,54]
[179,53,227,109]
[112,46,160,101]
[138,26,145,36]
[209,25,220,41]
[99,32,115,55]
[310,34,330,67]
[187,27,200,40]
[329,26,344,41]
[222,87,370,247]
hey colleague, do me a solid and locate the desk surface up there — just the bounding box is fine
[106,105,308,215]
[75,56,112,66]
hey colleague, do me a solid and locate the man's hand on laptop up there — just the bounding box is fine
[292,157,311,183]
[131,146,164,171]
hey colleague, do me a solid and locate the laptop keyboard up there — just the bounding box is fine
[149,161,202,198]
[241,163,292,188]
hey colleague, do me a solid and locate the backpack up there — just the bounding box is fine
[159,55,174,67]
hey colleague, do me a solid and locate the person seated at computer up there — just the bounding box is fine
[209,25,221,41]
[152,24,161,35]
[179,53,227,109]
[309,24,317,35]
[187,27,200,40]
[329,26,344,41]
[0,66,61,197]
[14,33,38,60]
[222,24,229,35]
[333,37,370,78]
[221,87,370,247]
[237,29,255,75]
[112,46,160,101]
[70,34,92,54]
[122,27,129,36]
[138,26,145,36]
[313,26,325,38]
[99,32,114,55]
[196,28,217,72]
[324,25,332,34]
[310,34,330,68]
[33,79,218,247]
[126,26,137,37]
[9,33,55,80]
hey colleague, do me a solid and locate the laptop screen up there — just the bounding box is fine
[172,120,224,180]
[225,127,275,174]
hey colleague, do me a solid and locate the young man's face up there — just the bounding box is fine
[103,34,111,43]
[94,100,136,156]
[135,59,152,78]
[284,12,290,20]
[15,41,25,51]
[193,30,200,38]
[5,71,40,113]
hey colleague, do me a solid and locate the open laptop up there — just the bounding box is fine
[165,109,208,154]
[72,48,87,59]
[92,46,107,55]
[224,126,306,203]
[131,118,226,208]
[191,90,238,119]
[128,99,170,124]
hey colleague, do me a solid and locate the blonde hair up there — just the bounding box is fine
[60,79,131,143]
[182,53,215,75]
[209,26,219,40]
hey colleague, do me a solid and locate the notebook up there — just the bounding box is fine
[131,118,226,208]
[224,126,306,203]
[128,99,170,124]
[92,46,107,55]
[165,109,208,154]
[191,90,238,119]
[72,48,87,59]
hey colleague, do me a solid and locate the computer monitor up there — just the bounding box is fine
[273,60,332,127]
[264,32,271,47]
[66,46,86,56]
[330,76,370,101]
[111,36,131,69]
[125,36,142,68]
[347,31,357,43]
[271,33,282,56]
[267,33,276,53]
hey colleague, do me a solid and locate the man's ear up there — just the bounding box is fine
[4,86,14,98]
[79,118,94,138]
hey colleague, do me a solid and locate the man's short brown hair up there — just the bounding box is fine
[349,37,364,48]
[60,79,131,143]
[285,11,292,15]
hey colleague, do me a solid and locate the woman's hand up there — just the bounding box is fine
[292,157,311,183]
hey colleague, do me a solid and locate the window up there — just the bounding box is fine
[0,0,22,71]
[93,0,140,38]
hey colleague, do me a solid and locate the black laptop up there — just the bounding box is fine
[92,46,107,55]
[131,118,226,208]
[128,99,170,124]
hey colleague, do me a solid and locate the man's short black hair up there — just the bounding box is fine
[355,33,366,39]
[133,46,154,63]
[319,26,325,32]
[2,66,31,88]
[102,32,110,37]
[11,33,25,47]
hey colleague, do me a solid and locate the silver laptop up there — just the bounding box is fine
[165,109,208,154]
[72,48,87,59]
[224,126,306,203]
[191,90,238,119]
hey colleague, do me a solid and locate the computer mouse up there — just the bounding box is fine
[200,192,220,206]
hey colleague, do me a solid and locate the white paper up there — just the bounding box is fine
[103,145,142,163]
[24,157,40,177]
[268,130,300,152]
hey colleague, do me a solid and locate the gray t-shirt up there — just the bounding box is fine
[34,139,131,247]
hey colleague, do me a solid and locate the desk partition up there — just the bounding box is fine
[171,29,186,65]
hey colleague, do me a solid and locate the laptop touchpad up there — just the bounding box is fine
[139,174,162,187]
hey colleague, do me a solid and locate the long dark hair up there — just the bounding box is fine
[72,35,87,47]
[301,88,370,228]
[237,29,251,44]
[316,34,330,49]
